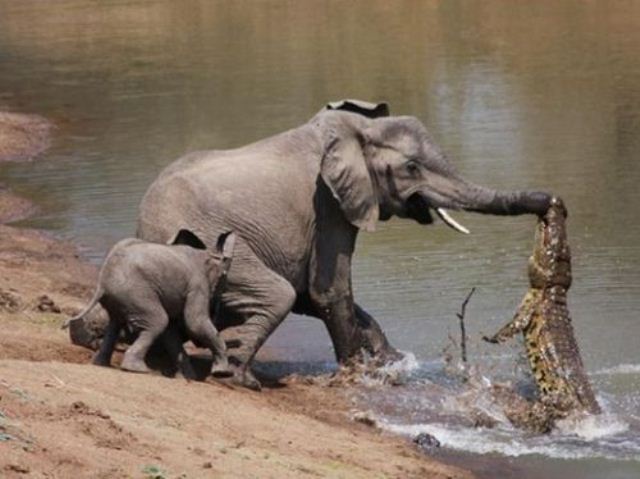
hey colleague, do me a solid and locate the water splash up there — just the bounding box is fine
[379,419,635,460]
[555,413,629,441]
[593,364,640,376]
[347,359,640,462]
[358,351,419,386]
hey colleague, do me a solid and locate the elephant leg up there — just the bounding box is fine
[303,194,399,366]
[121,306,168,374]
[308,213,397,365]
[301,292,399,365]
[183,291,232,378]
[92,316,121,367]
[304,280,368,364]
[353,303,401,362]
[159,325,196,380]
[311,293,399,365]
[218,241,296,390]
[294,295,399,362]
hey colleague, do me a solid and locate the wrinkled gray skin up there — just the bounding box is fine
[65,229,235,378]
[133,100,552,390]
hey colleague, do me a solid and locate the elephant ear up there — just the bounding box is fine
[215,231,236,260]
[325,99,390,119]
[210,232,236,294]
[320,129,379,232]
[168,228,207,250]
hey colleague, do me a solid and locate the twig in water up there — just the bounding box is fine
[456,287,476,364]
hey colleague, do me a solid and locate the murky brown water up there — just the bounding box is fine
[1,1,639,476]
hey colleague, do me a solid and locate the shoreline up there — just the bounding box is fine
[0,314,473,478]
[0,113,476,478]
[0,186,38,224]
[0,111,53,163]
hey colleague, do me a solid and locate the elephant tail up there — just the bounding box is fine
[61,287,103,330]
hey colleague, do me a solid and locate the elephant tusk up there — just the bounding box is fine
[436,208,470,235]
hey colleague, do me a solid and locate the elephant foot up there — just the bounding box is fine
[120,356,151,374]
[216,360,261,391]
[229,369,261,391]
[369,346,404,366]
[219,372,261,391]
[91,354,111,367]
[176,357,198,380]
[354,304,401,364]
[210,357,234,379]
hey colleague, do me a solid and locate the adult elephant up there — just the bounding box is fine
[137,100,551,390]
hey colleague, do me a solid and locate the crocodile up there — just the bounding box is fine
[483,197,600,431]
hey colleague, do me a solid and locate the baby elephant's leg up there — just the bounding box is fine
[184,291,232,378]
[121,306,169,374]
[160,324,196,380]
[92,316,122,367]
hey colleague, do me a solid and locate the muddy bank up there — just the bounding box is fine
[0,221,475,478]
[0,187,38,224]
[0,355,471,478]
[0,111,52,162]
[0,110,51,224]
[0,239,471,478]
[0,225,97,320]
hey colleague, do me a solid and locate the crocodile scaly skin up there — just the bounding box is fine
[485,197,600,430]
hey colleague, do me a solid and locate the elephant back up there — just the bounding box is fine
[137,130,322,288]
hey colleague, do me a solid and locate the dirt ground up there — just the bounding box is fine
[0,224,472,479]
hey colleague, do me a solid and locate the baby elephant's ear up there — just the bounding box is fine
[325,99,390,118]
[168,228,207,250]
[216,231,236,260]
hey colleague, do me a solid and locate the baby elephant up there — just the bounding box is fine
[63,229,235,378]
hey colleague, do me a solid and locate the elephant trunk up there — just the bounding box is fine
[412,174,553,233]
[464,184,551,216]
[446,177,552,217]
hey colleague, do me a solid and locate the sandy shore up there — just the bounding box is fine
[0,112,52,163]
[0,115,475,478]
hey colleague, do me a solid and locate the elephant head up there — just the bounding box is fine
[318,102,551,233]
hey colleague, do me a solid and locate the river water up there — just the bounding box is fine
[1,1,639,477]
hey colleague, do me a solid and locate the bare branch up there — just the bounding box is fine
[455,287,476,364]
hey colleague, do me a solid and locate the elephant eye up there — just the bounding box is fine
[406,158,420,174]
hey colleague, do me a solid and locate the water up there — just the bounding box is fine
[347,356,640,478]
[1,1,639,476]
